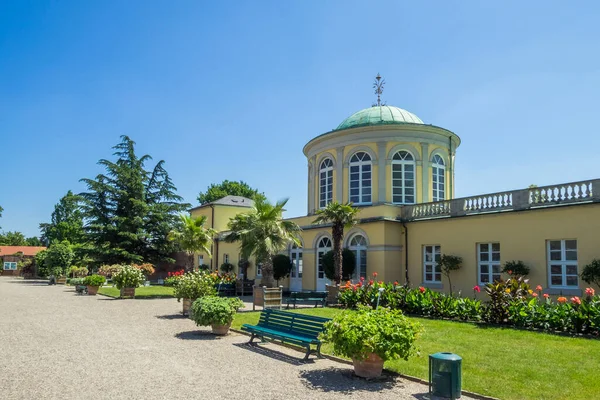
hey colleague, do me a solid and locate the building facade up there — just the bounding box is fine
[193,104,600,297]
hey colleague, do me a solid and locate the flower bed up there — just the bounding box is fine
[338,274,600,336]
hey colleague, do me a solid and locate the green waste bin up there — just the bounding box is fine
[429,352,462,399]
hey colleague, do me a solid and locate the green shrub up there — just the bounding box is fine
[502,260,531,277]
[173,271,216,301]
[83,274,106,287]
[70,278,85,286]
[483,276,531,324]
[438,254,462,294]
[272,254,292,281]
[581,259,600,288]
[220,262,234,273]
[320,307,422,361]
[191,296,244,326]
[112,265,145,289]
[322,249,356,281]
[199,263,210,271]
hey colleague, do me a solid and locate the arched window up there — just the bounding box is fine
[432,154,445,202]
[316,237,332,280]
[348,234,368,279]
[349,152,372,205]
[392,150,415,204]
[319,158,334,208]
[289,243,303,279]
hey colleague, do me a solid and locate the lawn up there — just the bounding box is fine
[98,285,175,298]
[233,308,600,400]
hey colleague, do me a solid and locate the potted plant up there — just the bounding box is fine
[83,274,106,295]
[174,271,216,315]
[190,296,244,335]
[323,249,356,303]
[112,265,145,298]
[320,307,422,378]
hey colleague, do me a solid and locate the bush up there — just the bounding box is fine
[272,254,292,281]
[83,274,106,287]
[322,249,356,281]
[45,241,74,277]
[199,264,210,271]
[69,266,89,278]
[70,278,85,286]
[98,264,123,277]
[112,265,145,289]
[134,263,155,278]
[438,254,462,294]
[173,271,216,301]
[191,296,244,326]
[35,250,49,277]
[581,259,600,288]
[320,307,422,361]
[164,269,184,286]
[483,276,531,324]
[502,260,531,277]
[220,262,234,273]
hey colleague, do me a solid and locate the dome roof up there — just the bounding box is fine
[336,105,423,131]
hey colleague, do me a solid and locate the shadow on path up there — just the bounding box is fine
[233,342,308,365]
[156,314,188,320]
[299,367,398,394]
[175,330,221,340]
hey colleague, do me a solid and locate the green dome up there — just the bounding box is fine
[336,105,423,131]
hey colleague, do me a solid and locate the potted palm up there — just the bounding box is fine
[83,274,106,295]
[174,271,216,315]
[320,307,422,378]
[190,296,244,335]
[112,265,145,298]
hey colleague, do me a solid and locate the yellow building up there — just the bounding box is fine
[192,102,600,297]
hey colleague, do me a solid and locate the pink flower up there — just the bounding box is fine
[586,287,595,297]
[393,281,399,286]
[543,293,550,299]
[536,285,543,291]
[473,285,481,293]
[360,276,365,282]
[532,293,538,298]
[419,286,426,293]
[373,272,378,278]
[571,296,581,305]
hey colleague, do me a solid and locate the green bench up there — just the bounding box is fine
[241,309,331,360]
[286,291,327,309]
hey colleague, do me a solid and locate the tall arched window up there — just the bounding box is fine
[392,150,415,204]
[432,154,446,202]
[349,152,372,205]
[349,234,368,279]
[289,243,303,279]
[316,237,332,281]
[319,158,334,208]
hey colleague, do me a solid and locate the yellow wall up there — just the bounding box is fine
[406,204,600,296]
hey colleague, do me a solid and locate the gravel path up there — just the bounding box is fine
[0,277,471,400]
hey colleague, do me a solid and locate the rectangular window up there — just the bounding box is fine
[319,169,333,208]
[291,251,303,278]
[3,262,17,270]
[548,240,578,288]
[223,254,229,264]
[256,262,262,277]
[392,163,415,204]
[198,255,204,267]
[423,245,441,283]
[478,243,501,285]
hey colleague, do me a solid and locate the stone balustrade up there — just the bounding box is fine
[402,179,600,221]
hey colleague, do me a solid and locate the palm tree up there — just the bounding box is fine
[313,202,360,285]
[223,198,301,288]
[168,214,216,271]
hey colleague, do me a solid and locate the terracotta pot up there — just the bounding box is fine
[352,353,384,378]
[182,298,194,315]
[120,287,136,298]
[87,285,99,295]
[211,322,232,336]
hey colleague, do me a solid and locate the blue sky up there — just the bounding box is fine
[1,1,600,237]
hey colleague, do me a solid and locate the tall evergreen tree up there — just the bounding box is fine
[80,136,189,266]
[39,190,85,246]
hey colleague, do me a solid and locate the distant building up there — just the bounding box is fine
[0,246,46,276]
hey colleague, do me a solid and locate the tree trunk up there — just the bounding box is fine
[187,252,194,272]
[332,224,343,285]
[260,255,275,288]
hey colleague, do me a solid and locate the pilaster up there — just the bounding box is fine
[420,143,430,203]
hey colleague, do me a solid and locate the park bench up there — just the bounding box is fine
[286,291,327,309]
[241,309,331,360]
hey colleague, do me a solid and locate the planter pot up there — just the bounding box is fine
[87,285,99,295]
[326,284,340,305]
[182,298,194,316]
[211,322,232,336]
[120,287,136,298]
[56,277,67,285]
[352,353,384,378]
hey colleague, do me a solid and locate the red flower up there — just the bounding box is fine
[571,296,581,305]
[378,281,383,285]
[419,286,426,293]
[586,287,595,297]
[473,285,481,293]
[543,293,550,299]
[557,296,567,304]
[369,280,374,285]
[360,276,365,282]
[536,285,543,291]
[394,281,399,286]
[357,281,363,287]
[373,272,378,278]
[532,293,538,298]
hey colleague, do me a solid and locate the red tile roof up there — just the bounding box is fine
[0,246,47,256]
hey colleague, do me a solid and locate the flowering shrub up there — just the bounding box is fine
[98,264,123,277]
[205,272,237,286]
[112,265,145,289]
[164,269,185,286]
[173,271,216,301]
[134,263,155,278]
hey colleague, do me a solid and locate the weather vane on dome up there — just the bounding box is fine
[372,73,386,107]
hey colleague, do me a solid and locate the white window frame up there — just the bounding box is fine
[319,158,334,209]
[348,152,372,205]
[349,234,368,279]
[477,243,501,285]
[3,262,17,270]
[256,262,262,277]
[547,239,578,288]
[423,245,441,283]
[198,255,204,266]
[391,150,416,205]
[290,244,303,279]
[432,154,446,202]
[317,237,332,280]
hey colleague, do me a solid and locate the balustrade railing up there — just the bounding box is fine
[402,179,599,221]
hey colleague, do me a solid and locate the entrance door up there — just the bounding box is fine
[316,237,332,291]
[289,244,303,292]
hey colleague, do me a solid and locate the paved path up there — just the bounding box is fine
[0,277,469,400]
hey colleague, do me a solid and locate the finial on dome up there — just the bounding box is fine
[372,73,386,107]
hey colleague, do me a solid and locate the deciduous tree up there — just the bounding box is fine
[197,180,265,205]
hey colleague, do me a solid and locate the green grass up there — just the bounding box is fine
[97,285,175,298]
[233,308,600,400]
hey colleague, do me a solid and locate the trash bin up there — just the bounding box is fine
[429,352,462,399]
